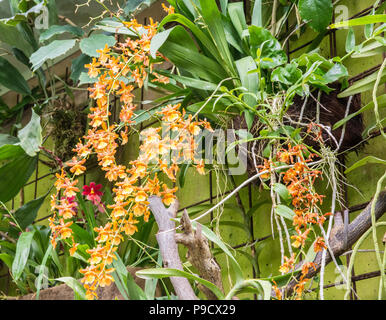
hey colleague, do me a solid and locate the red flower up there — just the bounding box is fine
[82,182,103,205]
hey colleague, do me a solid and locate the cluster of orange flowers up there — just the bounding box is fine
[269,144,329,299]
[49,7,213,299]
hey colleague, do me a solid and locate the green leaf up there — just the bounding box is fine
[0,57,31,95]
[157,14,221,63]
[251,0,262,27]
[39,24,84,42]
[271,63,302,86]
[274,204,295,220]
[0,22,34,56]
[35,244,53,300]
[79,33,116,57]
[17,109,42,157]
[178,162,191,188]
[228,2,247,38]
[0,253,13,269]
[95,18,137,36]
[0,134,24,160]
[56,277,86,300]
[190,221,244,283]
[0,1,45,26]
[198,0,235,75]
[345,28,355,53]
[235,56,259,107]
[14,194,47,230]
[123,0,151,14]
[70,223,94,248]
[70,54,92,83]
[345,156,386,174]
[0,154,37,203]
[159,71,218,91]
[136,268,225,299]
[338,69,386,98]
[322,63,348,84]
[132,107,161,125]
[333,94,386,130]
[299,0,333,32]
[110,252,129,300]
[351,41,385,58]
[78,72,98,85]
[150,27,175,59]
[12,230,35,281]
[329,14,386,29]
[30,39,77,71]
[273,183,291,204]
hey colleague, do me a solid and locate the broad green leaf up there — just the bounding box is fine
[0,134,24,161]
[329,14,386,29]
[0,253,13,269]
[235,56,259,107]
[39,24,84,42]
[70,54,92,83]
[345,156,386,174]
[0,22,34,56]
[251,0,262,27]
[150,27,175,59]
[222,15,244,53]
[70,223,94,248]
[0,57,31,95]
[30,39,77,71]
[228,2,247,38]
[274,204,295,220]
[14,194,47,230]
[0,154,37,203]
[78,72,98,85]
[56,277,86,300]
[338,69,386,98]
[12,230,35,281]
[79,33,116,57]
[333,94,386,130]
[271,63,302,86]
[136,268,225,299]
[299,0,333,32]
[17,109,42,156]
[273,183,291,204]
[322,63,348,83]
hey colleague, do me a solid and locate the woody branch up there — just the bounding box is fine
[285,190,386,296]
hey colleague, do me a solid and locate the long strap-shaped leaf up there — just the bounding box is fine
[198,0,236,77]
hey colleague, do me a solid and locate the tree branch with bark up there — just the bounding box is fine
[148,195,224,300]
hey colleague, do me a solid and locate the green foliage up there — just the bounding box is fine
[298,0,333,32]
[0,57,31,95]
